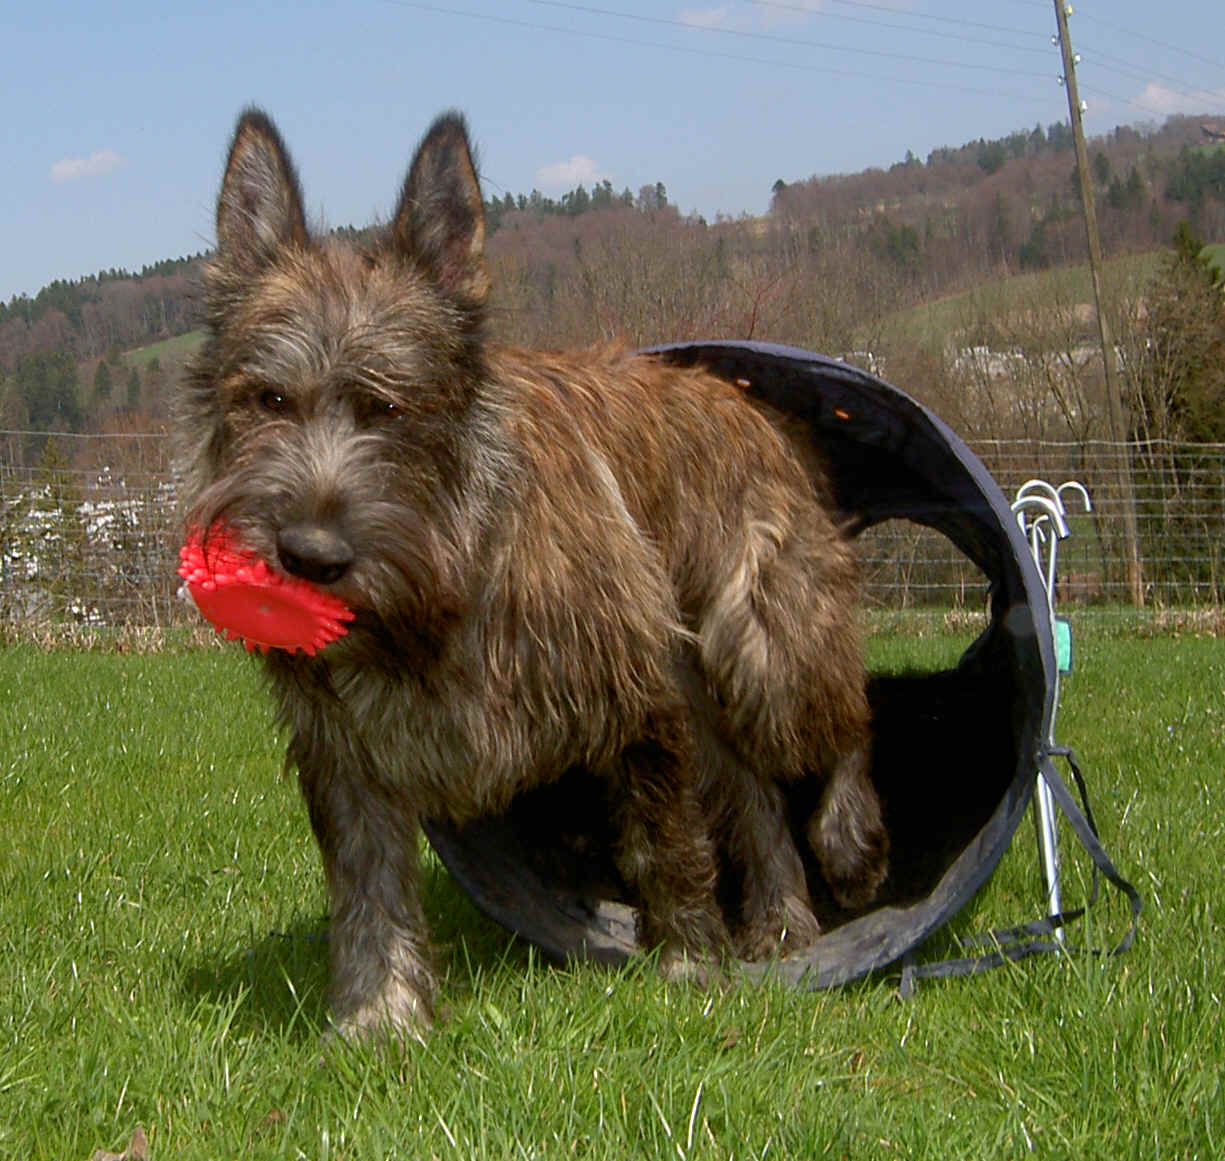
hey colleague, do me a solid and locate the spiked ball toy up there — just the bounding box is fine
[178,525,355,656]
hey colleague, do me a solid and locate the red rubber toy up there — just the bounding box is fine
[178,525,355,656]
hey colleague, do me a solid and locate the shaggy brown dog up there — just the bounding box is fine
[175,108,887,1041]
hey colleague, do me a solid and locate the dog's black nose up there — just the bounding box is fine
[277,524,355,585]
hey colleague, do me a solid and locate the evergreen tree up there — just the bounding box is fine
[1125,222,1225,598]
[93,360,113,403]
[1092,150,1112,186]
[977,140,1006,175]
[1128,222,1225,443]
[15,350,81,431]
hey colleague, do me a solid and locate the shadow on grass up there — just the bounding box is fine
[179,860,536,1042]
[181,917,332,1042]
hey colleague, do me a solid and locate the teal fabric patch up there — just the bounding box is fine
[1055,616,1073,674]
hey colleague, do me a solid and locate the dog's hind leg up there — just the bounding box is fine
[697,506,888,924]
[676,656,818,959]
[805,741,888,911]
[608,706,730,979]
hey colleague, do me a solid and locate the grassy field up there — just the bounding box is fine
[886,251,1165,350]
[1,630,1221,1160]
[1204,242,1225,279]
[123,330,205,369]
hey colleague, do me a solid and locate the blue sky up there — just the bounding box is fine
[4,0,1224,303]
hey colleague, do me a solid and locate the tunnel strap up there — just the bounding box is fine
[898,748,1141,998]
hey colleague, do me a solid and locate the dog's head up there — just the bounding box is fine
[178,111,496,639]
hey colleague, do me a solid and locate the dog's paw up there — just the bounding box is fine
[656,943,724,989]
[780,891,823,951]
[328,983,433,1048]
[733,893,822,961]
[808,805,889,912]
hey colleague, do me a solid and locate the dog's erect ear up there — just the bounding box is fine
[215,108,309,273]
[392,112,490,307]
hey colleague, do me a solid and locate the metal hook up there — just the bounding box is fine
[1057,480,1092,514]
[1011,493,1070,540]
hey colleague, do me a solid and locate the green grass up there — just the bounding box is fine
[887,251,1163,349]
[123,330,205,368]
[1204,242,1225,280]
[1,633,1221,1159]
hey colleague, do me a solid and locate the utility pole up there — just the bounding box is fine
[1052,0,1144,605]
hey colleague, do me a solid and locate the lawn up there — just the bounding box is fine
[1204,242,1225,279]
[122,330,205,369]
[1,629,1220,1159]
[885,251,1164,350]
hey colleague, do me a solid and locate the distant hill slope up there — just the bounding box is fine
[2,113,1221,441]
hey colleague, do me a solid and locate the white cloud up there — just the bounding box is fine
[50,149,123,184]
[679,6,733,29]
[755,0,825,28]
[677,2,829,33]
[534,155,607,189]
[1135,83,1225,118]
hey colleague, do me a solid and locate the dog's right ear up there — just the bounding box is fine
[215,108,309,274]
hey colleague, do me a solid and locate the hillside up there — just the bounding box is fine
[1,111,1222,449]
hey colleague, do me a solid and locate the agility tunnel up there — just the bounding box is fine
[424,342,1139,989]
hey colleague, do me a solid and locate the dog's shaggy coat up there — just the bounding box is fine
[175,109,888,1040]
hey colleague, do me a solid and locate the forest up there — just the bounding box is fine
[1,112,1223,455]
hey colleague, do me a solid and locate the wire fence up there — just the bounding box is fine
[859,439,1225,610]
[2,431,1223,630]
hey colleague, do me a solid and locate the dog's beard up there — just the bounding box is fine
[188,423,468,650]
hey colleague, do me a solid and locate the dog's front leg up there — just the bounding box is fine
[294,732,435,1043]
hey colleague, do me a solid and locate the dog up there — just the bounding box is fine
[174,108,888,1042]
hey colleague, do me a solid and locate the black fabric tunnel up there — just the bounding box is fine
[423,342,1130,988]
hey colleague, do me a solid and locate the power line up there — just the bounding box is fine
[380,0,1051,101]
[1076,9,1225,72]
[734,1,1059,61]
[527,1,1224,118]
[756,0,1049,43]
[527,0,1053,79]
[383,1,1222,130]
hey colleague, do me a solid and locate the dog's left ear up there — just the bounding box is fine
[393,112,490,307]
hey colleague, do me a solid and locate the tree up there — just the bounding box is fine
[562,185,590,216]
[1127,222,1225,443]
[1106,166,1144,211]
[590,180,615,210]
[1120,222,1225,599]
[988,192,1012,266]
[976,140,1006,175]
[865,217,921,271]
[93,359,113,403]
[1047,121,1073,152]
[1092,150,1111,187]
[140,356,167,417]
[1019,218,1052,270]
[1166,145,1225,215]
[14,350,81,431]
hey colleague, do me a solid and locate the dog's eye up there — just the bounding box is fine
[258,389,291,414]
[357,395,403,424]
